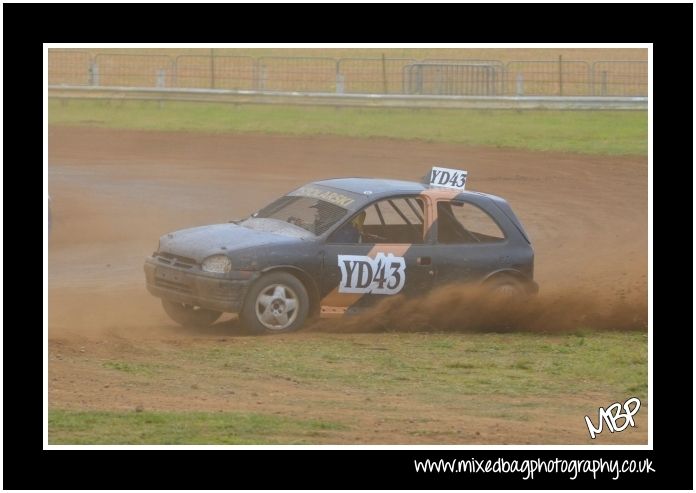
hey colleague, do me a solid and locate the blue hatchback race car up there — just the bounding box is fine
[144,167,537,333]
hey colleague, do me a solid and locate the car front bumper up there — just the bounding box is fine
[144,257,258,313]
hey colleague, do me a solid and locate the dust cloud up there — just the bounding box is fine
[309,283,647,334]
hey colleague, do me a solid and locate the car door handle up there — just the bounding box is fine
[417,256,431,266]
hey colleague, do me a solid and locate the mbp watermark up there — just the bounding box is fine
[584,397,641,439]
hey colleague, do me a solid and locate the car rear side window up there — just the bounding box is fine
[329,197,425,244]
[437,201,505,244]
[366,197,424,244]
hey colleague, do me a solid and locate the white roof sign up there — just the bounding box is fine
[429,166,468,191]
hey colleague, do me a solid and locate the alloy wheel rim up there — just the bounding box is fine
[255,284,299,330]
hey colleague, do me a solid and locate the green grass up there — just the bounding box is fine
[49,410,347,445]
[48,99,647,155]
[49,331,647,444]
[181,332,648,401]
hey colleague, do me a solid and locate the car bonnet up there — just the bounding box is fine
[158,223,301,263]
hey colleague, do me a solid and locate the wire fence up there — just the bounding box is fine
[48,50,93,85]
[258,56,337,92]
[48,51,648,97]
[94,54,175,87]
[506,60,591,96]
[404,60,506,96]
[338,58,416,94]
[591,60,648,96]
[174,55,256,90]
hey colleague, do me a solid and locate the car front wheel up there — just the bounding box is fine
[241,272,309,334]
[161,299,222,328]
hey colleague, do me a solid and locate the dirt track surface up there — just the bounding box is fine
[48,126,648,444]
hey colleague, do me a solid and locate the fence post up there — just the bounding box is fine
[558,55,563,96]
[259,65,267,91]
[335,59,343,94]
[156,69,165,88]
[601,71,608,96]
[516,73,524,96]
[381,53,388,94]
[172,57,178,88]
[486,67,492,96]
[210,48,215,89]
[89,62,99,86]
[590,62,595,96]
[403,64,415,95]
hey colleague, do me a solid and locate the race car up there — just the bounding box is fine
[144,167,537,334]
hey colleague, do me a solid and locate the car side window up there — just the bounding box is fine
[328,197,425,244]
[437,201,505,244]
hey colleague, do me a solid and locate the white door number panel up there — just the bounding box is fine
[337,253,406,295]
[429,166,468,191]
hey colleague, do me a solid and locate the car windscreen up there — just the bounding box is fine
[245,196,348,236]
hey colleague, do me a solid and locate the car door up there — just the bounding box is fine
[431,199,510,285]
[320,196,435,315]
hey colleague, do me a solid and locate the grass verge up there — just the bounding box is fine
[48,99,647,155]
[49,331,648,444]
[185,331,648,399]
[49,410,347,444]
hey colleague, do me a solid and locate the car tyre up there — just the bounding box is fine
[484,275,528,299]
[241,272,309,334]
[161,299,222,328]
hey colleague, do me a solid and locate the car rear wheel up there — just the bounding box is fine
[241,272,309,334]
[161,299,222,328]
[484,275,527,299]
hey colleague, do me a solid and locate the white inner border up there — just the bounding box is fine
[43,42,652,451]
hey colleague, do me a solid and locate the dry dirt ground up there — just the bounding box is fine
[47,126,648,444]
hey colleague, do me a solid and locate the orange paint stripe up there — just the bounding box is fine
[421,188,460,233]
[322,290,362,307]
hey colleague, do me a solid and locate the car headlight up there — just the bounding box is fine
[201,254,232,273]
